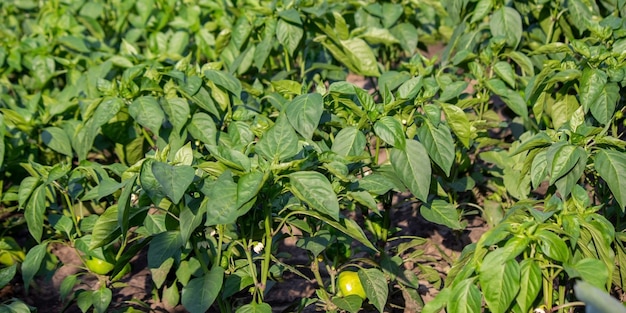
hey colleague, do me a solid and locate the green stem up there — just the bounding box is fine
[259,206,273,301]
[243,239,260,301]
[141,127,156,148]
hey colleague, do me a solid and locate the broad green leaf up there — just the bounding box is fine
[590,82,619,125]
[490,7,522,48]
[390,140,431,202]
[25,185,46,243]
[331,127,366,157]
[553,148,587,198]
[147,231,183,268]
[390,23,418,54]
[341,38,380,77]
[354,86,377,113]
[595,149,626,210]
[358,173,397,195]
[129,96,164,132]
[439,81,468,102]
[237,171,265,208]
[163,282,180,308]
[417,121,455,176]
[89,205,120,250]
[374,116,406,149]
[92,286,112,313]
[204,174,239,226]
[203,70,242,96]
[441,103,471,148]
[180,199,203,244]
[536,229,571,263]
[140,159,166,205]
[0,114,4,168]
[359,268,388,313]
[470,0,493,23]
[546,143,580,184]
[421,200,462,230]
[397,76,423,99]
[0,265,16,289]
[187,112,217,145]
[276,19,303,56]
[22,242,47,293]
[18,177,39,209]
[565,258,608,290]
[256,115,300,162]
[479,249,520,313]
[151,162,195,204]
[285,93,323,139]
[580,68,608,114]
[494,61,516,88]
[162,97,190,133]
[486,79,528,118]
[151,258,174,289]
[448,278,481,313]
[332,296,362,313]
[181,267,225,313]
[207,145,250,172]
[41,127,73,157]
[289,171,340,221]
[517,259,541,313]
[236,302,272,313]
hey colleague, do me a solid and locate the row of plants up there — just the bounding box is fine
[1,0,625,312]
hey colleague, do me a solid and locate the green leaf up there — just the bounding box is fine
[332,296,363,313]
[25,184,46,243]
[151,162,195,205]
[162,97,190,133]
[163,282,180,308]
[276,19,303,56]
[374,116,406,149]
[41,127,73,157]
[580,68,608,114]
[590,82,619,125]
[448,278,481,313]
[236,302,272,313]
[187,112,217,145]
[285,93,323,139]
[22,242,47,294]
[421,200,462,230]
[203,70,242,96]
[331,127,366,157]
[89,205,120,250]
[441,103,471,148]
[546,143,579,184]
[470,0,493,23]
[256,115,300,162]
[595,149,626,210]
[490,7,522,47]
[291,210,376,251]
[289,171,340,221]
[439,81,468,102]
[486,79,528,118]
[516,259,542,313]
[148,231,183,268]
[390,23,418,54]
[341,38,380,77]
[565,258,608,290]
[494,61,516,88]
[417,121,455,176]
[181,267,224,313]
[18,177,39,210]
[359,268,388,313]
[479,249,520,313]
[204,174,239,226]
[0,265,16,289]
[536,229,571,263]
[129,96,164,133]
[390,140,431,202]
[553,147,587,198]
[92,286,112,313]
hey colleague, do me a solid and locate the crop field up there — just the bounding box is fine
[1,0,626,312]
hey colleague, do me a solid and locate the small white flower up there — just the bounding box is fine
[253,242,264,254]
[534,308,546,313]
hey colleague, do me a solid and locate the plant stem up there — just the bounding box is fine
[259,205,273,300]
